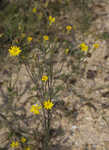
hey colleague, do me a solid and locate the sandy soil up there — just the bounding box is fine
[1,0,109,150]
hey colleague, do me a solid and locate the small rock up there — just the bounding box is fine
[87,70,97,79]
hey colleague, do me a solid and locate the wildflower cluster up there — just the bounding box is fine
[10,138,30,149]
[79,42,99,53]
[30,100,54,115]
[6,1,101,149]
[49,16,55,26]
[8,34,50,58]
[10,141,19,148]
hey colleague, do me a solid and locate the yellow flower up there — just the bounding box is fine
[66,25,72,31]
[42,75,48,81]
[65,48,69,54]
[80,43,88,52]
[8,46,22,56]
[25,147,31,150]
[43,99,54,110]
[49,16,52,21]
[21,137,26,143]
[27,37,32,43]
[93,43,99,49]
[32,8,37,13]
[43,35,49,41]
[15,141,19,147]
[30,104,42,115]
[49,16,55,25]
[10,141,19,148]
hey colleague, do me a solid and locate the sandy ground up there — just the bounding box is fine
[1,0,109,150]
